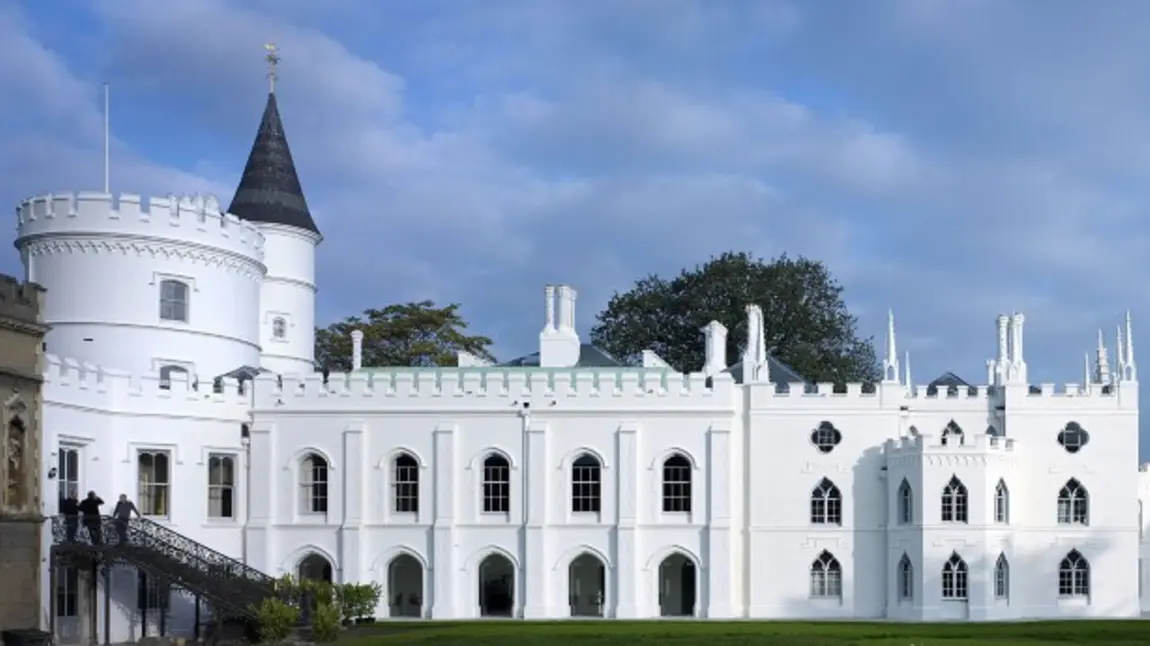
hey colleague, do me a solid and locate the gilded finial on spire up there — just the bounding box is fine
[264,43,280,93]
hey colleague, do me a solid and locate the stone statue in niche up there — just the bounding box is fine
[6,417,26,508]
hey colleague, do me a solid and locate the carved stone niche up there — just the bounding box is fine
[2,395,32,513]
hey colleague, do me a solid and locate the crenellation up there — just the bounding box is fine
[884,431,1018,457]
[16,192,266,260]
[41,353,250,411]
[0,274,44,324]
[254,368,734,410]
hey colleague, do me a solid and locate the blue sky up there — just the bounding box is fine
[3,1,1150,453]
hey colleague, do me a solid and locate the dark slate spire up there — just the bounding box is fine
[227,92,320,235]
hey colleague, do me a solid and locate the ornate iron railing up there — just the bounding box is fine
[50,514,276,613]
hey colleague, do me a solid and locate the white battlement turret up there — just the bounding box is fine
[17,192,265,259]
[15,191,267,376]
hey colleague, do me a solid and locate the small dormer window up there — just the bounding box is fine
[272,317,287,339]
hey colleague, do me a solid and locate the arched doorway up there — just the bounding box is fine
[478,553,515,617]
[568,553,606,617]
[657,552,696,617]
[387,554,424,618]
[298,553,334,583]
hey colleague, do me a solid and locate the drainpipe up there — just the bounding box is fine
[241,379,254,566]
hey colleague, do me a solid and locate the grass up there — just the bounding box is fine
[338,619,1150,645]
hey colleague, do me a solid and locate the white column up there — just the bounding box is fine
[523,418,550,618]
[339,423,366,583]
[706,424,733,618]
[614,423,640,618]
[430,423,457,618]
[244,422,276,573]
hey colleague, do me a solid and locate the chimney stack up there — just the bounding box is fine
[350,329,364,370]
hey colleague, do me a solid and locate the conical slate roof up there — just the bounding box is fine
[227,93,319,234]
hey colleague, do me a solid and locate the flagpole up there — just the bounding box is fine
[103,82,110,193]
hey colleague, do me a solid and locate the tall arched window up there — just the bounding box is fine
[897,479,913,524]
[994,479,1009,524]
[897,554,913,600]
[137,450,171,517]
[809,551,842,598]
[661,453,692,513]
[300,453,329,514]
[1057,479,1089,525]
[571,454,602,513]
[994,554,1010,599]
[941,476,968,523]
[1058,550,1090,597]
[207,454,235,519]
[809,478,842,525]
[393,453,419,513]
[159,279,189,322]
[482,454,510,513]
[941,552,968,600]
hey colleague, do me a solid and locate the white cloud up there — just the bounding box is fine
[1,0,1147,414]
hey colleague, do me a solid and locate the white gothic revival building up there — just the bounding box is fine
[15,83,1150,642]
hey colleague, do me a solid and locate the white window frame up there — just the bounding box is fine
[994,479,1010,524]
[481,454,511,515]
[57,446,82,513]
[207,453,237,520]
[661,454,692,514]
[137,450,172,518]
[272,316,288,341]
[158,278,191,323]
[994,554,1010,600]
[300,453,330,516]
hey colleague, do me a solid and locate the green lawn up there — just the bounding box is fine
[340,619,1149,645]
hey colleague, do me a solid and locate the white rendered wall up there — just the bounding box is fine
[256,223,319,374]
[16,192,266,378]
[245,369,738,620]
[29,343,1147,633]
[38,355,251,642]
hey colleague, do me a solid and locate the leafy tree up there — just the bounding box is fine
[314,301,496,371]
[590,252,878,383]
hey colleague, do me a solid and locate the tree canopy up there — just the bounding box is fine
[590,252,878,383]
[314,301,496,371]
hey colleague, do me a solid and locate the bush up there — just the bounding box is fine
[252,596,299,643]
[337,582,383,622]
[311,601,341,643]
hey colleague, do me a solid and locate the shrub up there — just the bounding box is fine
[337,582,383,622]
[252,596,299,643]
[311,601,341,643]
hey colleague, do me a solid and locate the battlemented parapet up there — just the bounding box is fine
[884,431,1018,458]
[0,274,44,325]
[16,192,265,262]
[41,354,251,419]
[252,367,737,412]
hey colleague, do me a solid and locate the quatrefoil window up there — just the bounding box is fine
[1057,423,1090,454]
[810,422,843,454]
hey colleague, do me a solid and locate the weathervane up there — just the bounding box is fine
[264,43,280,93]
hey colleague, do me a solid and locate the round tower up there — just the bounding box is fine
[227,77,321,375]
[14,192,266,377]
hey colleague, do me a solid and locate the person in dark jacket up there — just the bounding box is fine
[112,494,141,544]
[77,491,104,544]
[59,487,80,542]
